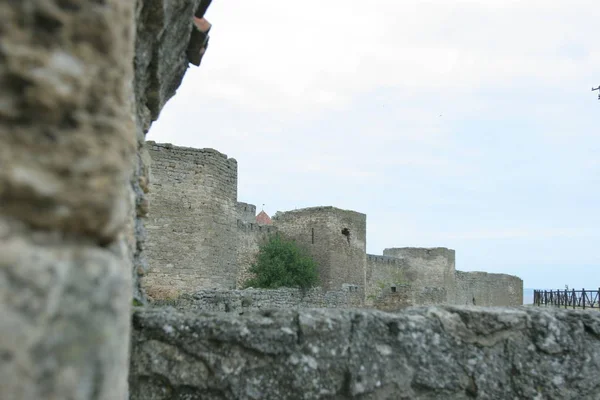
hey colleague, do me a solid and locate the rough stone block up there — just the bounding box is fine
[0,1,136,399]
[130,306,600,399]
[0,219,131,399]
[0,0,136,243]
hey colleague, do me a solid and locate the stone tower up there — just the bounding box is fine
[272,206,367,293]
[143,142,239,298]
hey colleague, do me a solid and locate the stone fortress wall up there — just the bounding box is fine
[272,207,367,294]
[143,142,239,299]
[6,2,596,400]
[143,141,523,308]
[236,201,257,223]
[455,270,523,306]
[152,287,364,312]
[366,255,414,304]
[383,247,456,296]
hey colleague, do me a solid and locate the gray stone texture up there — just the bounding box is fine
[132,0,208,303]
[152,288,364,312]
[236,202,257,224]
[0,0,136,398]
[456,271,524,306]
[373,284,449,312]
[130,306,600,399]
[273,207,367,293]
[371,249,524,307]
[143,141,239,299]
[0,0,136,241]
[383,248,457,301]
[142,143,524,308]
[366,255,413,305]
[134,0,204,131]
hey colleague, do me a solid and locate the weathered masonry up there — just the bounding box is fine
[143,142,523,307]
[143,142,239,298]
[3,1,596,400]
[272,207,367,294]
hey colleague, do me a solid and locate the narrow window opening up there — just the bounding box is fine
[391,286,397,293]
[341,228,350,243]
[311,228,315,244]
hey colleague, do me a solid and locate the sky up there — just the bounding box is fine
[147,0,600,291]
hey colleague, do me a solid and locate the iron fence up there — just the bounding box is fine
[533,288,600,309]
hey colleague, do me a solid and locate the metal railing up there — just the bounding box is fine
[533,288,600,309]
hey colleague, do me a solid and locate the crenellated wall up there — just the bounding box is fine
[236,201,257,223]
[142,142,239,298]
[141,143,523,307]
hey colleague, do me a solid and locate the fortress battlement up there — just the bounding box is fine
[142,142,523,307]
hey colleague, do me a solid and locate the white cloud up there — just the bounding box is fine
[188,0,600,113]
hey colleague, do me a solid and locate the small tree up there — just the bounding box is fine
[243,234,319,289]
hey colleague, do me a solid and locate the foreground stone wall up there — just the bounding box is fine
[133,0,207,303]
[153,287,364,312]
[143,142,239,299]
[1,1,136,398]
[130,306,600,399]
[455,271,523,306]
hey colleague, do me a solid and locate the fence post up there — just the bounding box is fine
[572,288,576,309]
[564,289,567,309]
[582,288,586,309]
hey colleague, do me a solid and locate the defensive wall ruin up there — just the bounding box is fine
[5,1,597,399]
[152,288,364,312]
[142,141,523,308]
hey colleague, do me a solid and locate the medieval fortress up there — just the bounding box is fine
[142,141,523,309]
[6,2,597,398]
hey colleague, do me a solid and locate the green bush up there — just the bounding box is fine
[243,234,319,289]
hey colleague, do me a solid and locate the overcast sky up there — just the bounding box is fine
[148,0,600,291]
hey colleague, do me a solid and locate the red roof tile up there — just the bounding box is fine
[256,210,272,225]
